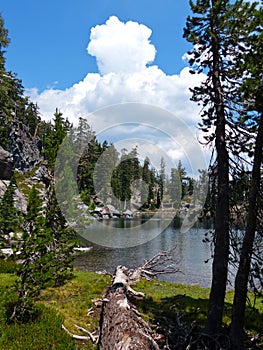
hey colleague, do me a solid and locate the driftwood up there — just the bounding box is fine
[98,249,180,349]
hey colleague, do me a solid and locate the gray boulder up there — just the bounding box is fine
[0,146,13,180]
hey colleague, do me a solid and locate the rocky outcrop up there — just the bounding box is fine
[10,120,43,173]
[0,180,9,198]
[0,119,51,212]
[0,146,13,180]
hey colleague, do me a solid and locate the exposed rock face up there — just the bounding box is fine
[0,146,13,180]
[14,187,28,214]
[10,120,43,173]
[0,121,51,212]
[0,180,9,198]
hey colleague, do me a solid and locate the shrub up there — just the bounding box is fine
[0,259,17,274]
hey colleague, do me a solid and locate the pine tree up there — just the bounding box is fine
[169,168,181,206]
[230,6,263,348]
[93,144,119,204]
[9,183,76,323]
[0,177,20,242]
[141,157,158,208]
[54,131,79,222]
[44,109,71,170]
[78,136,103,202]
[10,186,51,323]
[45,184,76,287]
[184,0,258,335]
[159,157,166,202]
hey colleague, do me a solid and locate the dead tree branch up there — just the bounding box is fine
[98,248,180,349]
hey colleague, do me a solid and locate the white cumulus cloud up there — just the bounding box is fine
[87,15,156,75]
[27,16,209,169]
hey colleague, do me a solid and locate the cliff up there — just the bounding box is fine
[10,120,43,174]
[0,120,50,212]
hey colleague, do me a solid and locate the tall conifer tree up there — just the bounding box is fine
[184,0,258,334]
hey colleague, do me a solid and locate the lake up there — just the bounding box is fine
[74,218,215,288]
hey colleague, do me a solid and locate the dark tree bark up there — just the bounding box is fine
[205,1,230,335]
[184,0,261,339]
[230,112,263,350]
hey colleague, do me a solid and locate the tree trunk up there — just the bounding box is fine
[205,98,229,336]
[98,251,179,349]
[98,266,159,350]
[230,113,263,350]
[205,1,230,334]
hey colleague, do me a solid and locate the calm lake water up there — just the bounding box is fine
[74,218,214,288]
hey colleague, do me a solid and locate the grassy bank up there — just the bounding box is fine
[0,270,262,349]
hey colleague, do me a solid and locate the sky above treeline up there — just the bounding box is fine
[0,0,256,173]
[2,0,192,91]
[2,0,203,124]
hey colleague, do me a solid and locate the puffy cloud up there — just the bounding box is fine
[87,16,156,75]
[28,66,205,127]
[28,16,209,169]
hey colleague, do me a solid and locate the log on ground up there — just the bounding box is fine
[98,281,159,349]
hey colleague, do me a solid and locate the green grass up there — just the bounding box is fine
[0,271,262,349]
[0,259,18,274]
[0,272,16,286]
[38,270,112,349]
[134,279,263,340]
[0,305,76,350]
[0,271,111,350]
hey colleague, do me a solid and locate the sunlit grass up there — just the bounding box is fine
[0,270,262,349]
[0,272,16,287]
[39,270,112,349]
[0,270,111,350]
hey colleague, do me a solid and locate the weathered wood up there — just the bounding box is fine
[98,280,159,349]
[98,251,180,349]
[62,250,179,348]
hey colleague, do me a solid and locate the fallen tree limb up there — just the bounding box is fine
[61,324,89,341]
[61,324,98,344]
[98,249,180,349]
[98,280,160,349]
[74,324,98,343]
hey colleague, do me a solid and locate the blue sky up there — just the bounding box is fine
[1,0,210,174]
[2,0,191,92]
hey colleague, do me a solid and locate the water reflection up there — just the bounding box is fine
[78,217,174,248]
[75,219,213,288]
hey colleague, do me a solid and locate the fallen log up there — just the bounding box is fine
[98,268,159,349]
[61,249,180,348]
[98,249,180,349]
